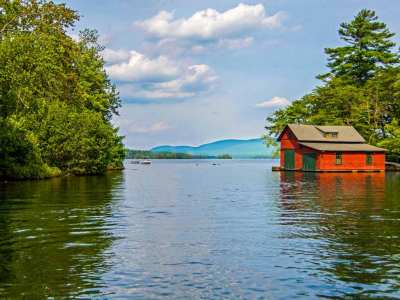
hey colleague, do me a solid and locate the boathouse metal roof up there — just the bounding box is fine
[278,124,366,143]
[299,142,386,152]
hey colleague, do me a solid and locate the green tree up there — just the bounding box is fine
[318,9,399,85]
[0,118,60,179]
[0,0,124,179]
[37,102,124,175]
[378,119,400,156]
[0,0,77,38]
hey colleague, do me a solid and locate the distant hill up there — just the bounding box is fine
[151,138,274,158]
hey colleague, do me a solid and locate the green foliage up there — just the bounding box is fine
[216,154,232,159]
[318,9,399,85]
[378,120,400,156]
[0,0,124,179]
[266,9,400,157]
[37,102,124,175]
[0,118,61,179]
[0,0,77,37]
[262,134,279,158]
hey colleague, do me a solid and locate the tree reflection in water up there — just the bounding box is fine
[0,172,124,298]
[279,171,400,298]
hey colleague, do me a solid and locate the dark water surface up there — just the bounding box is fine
[1,159,400,299]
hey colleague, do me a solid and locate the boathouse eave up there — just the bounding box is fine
[298,142,387,152]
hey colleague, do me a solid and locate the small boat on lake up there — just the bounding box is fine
[140,160,152,165]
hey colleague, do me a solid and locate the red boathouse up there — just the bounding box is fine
[277,124,386,172]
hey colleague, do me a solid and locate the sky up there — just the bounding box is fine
[62,0,400,149]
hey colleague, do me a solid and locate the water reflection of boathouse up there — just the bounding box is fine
[279,172,385,208]
[277,172,400,296]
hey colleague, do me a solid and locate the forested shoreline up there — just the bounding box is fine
[0,1,125,179]
[126,150,233,159]
[265,9,400,161]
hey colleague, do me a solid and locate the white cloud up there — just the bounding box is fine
[105,50,218,100]
[105,50,179,82]
[101,49,131,64]
[217,37,254,49]
[128,121,172,134]
[256,96,290,108]
[136,3,284,51]
[137,4,283,40]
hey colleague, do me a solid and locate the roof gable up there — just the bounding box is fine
[278,124,366,143]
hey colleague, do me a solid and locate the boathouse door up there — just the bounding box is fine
[284,150,295,170]
[302,153,316,171]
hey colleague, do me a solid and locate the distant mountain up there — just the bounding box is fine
[151,138,274,158]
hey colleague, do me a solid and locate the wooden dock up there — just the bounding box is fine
[386,162,400,171]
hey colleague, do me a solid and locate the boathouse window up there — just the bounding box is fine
[335,152,342,165]
[366,153,373,165]
[324,132,338,138]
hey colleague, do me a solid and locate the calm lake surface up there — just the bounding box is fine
[1,159,400,299]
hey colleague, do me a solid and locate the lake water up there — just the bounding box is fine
[1,159,400,299]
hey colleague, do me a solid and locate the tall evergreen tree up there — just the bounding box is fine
[265,9,400,159]
[318,9,399,85]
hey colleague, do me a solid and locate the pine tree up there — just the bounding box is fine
[318,9,399,85]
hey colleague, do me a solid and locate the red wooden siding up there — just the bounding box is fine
[279,128,303,170]
[318,152,385,171]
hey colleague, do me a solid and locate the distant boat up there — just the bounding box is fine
[140,160,152,165]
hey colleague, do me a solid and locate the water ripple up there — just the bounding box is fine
[0,161,400,299]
